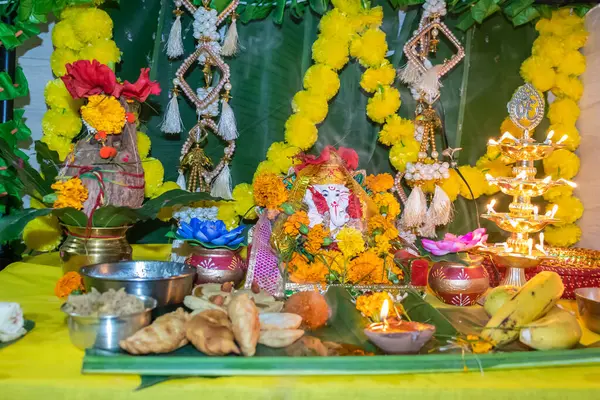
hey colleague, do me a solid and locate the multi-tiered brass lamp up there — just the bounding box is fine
[479,84,576,286]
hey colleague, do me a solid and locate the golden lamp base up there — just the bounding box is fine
[478,246,553,287]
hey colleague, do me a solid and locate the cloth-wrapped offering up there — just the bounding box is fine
[0,302,26,342]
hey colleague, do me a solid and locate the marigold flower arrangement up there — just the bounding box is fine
[54,272,85,299]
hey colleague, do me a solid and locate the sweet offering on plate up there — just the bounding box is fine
[283,291,330,330]
[64,288,144,317]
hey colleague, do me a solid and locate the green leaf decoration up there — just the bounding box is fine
[91,205,145,227]
[0,138,52,197]
[308,0,329,15]
[0,109,32,143]
[239,1,275,23]
[0,320,35,349]
[0,208,53,243]
[388,0,424,7]
[403,290,458,339]
[0,21,40,50]
[0,66,28,101]
[17,0,54,25]
[34,140,60,186]
[471,0,501,24]
[502,0,534,19]
[511,6,540,26]
[53,207,88,227]
[272,0,286,24]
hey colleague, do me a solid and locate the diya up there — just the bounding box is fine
[364,300,435,354]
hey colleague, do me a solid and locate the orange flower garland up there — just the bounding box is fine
[365,173,394,193]
[283,211,310,236]
[305,224,329,253]
[54,271,85,299]
[252,172,288,209]
[51,177,88,210]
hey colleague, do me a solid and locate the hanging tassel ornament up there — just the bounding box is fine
[398,60,422,85]
[417,64,443,100]
[218,94,238,140]
[161,88,183,135]
[166,5,185,58]
[176,169,187,190]
[210,163,233,199]
[428,184,453,226]
[401,185,428,228]
[221,14,239,57]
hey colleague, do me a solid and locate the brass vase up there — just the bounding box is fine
[59,226,133,274]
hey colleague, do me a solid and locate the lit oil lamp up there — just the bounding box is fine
[363,299,436,354]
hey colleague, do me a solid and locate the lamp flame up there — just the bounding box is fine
[499,132,517,143]
[558,178,577,188]
[487,199,497,214]
[546,130,555,141]
[543,176,552,184]
[380,299,390,322]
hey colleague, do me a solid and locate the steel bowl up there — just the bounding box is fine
[575,288,600,334]
[61,295,157,351]
[80,261,196,307]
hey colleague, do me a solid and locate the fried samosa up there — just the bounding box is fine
[186,310,240,356]
[228,294,260,356]
[119,308,190,354]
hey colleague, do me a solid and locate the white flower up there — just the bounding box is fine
[0,303,26,342]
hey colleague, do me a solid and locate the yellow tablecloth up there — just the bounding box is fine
[1,245,600,400]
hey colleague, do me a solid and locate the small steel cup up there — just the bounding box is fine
[575,288,600,334]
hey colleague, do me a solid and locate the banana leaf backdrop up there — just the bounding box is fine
[105,0,536,242]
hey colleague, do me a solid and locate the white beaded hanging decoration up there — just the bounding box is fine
[162,0,240,199]
[395,0,465,239]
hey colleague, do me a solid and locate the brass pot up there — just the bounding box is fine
[59,226,132,274]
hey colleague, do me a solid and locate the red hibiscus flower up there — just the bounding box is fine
[121,68,161,102]
[61,60,122,99]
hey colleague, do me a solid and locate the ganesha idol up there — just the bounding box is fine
[245,146,376,297]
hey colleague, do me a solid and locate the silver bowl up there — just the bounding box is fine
[575,288,600,334]
[80,261,196,307]
[61,295,157,351]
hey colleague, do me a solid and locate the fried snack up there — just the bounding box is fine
[120,308,190,355]
[186,310,240,356]
[285,336,329,357]
[228,293,260,356]
[283,291,329,330]
[184,295,226,315]
[258,329,304,348]
[259,313,302,331]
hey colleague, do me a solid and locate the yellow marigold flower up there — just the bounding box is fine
[356,291,392,320]
[52,177,89,210]
[458,165,487,200]
[42,108,82,139]
[532,35,564,67]
[50,48,78,76]
[543,149,580,179]
[520,56,555,92]
[312,36,350,71]
[439,168,461,202]
[350,28,387,68]
[564,29,588,50]
[287,253,329,284]
[284,210,310,236]
[253,172,288,209]
[232,183,256,219]
[41,134,72,161]
[368,214,396,236]
[266,141,301,174]
[23,215,62,252]
[142,158,165,198]
[476,155,513,178]
[367,86,400,124]
[79,39,121,65]
[45,78,83,113]
[152,181,180,198]
[291,90,328,124]
[543,185,573,202]
[360,61,396,93]
[544,223,581,247]
[303,64,340,101]
[366,173,394,193]
[557,50,586,76]
[72,8,113,43]
[347,249,396,284]
[547,124,580,151]
[331,0,362,16]
[157,206,174,222]
[254,160,281,181]
[547,98,580,126]
[137,131,151,159]
[374,235,392,256]
[52,20,83,51]
[81,95,126,134]
[553,74,584,101]
[319,8,355,40]
[379,115,414,146]
[336,226,365,259]
[306,224,329,254]
[373,192,401,219]
[389,137,419,172]
[549,195,583,225]
[217,203,240,230]
[499,117,523,139]
[359,6,383,29]
[60,6,90,21]
[285,114,318,151]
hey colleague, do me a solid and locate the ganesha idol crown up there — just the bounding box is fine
[297,151,350,186]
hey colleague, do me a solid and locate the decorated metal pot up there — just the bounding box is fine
[428,260,490,306]
[187,247,246,286]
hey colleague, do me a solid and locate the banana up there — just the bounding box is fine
[481,271,564,347]
[519,307,582,350]
[484,285,518,317]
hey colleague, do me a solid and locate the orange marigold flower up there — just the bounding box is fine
[366,173,394,193]
[52,177,88,210]
[283,210,310,236]
[253,172,288,209]
[287,253,329,284]
[305,224,329,253]
[54,271,85,299]
[347,250,401,284]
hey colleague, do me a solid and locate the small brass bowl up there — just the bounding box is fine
[575,288,600,334]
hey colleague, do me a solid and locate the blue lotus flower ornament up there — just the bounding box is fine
[176,218,246,250]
